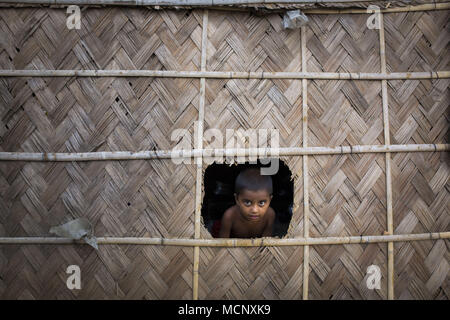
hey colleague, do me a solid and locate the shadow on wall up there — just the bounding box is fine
[201,160,294,238]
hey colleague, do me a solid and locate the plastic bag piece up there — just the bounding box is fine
[282,10,309,30]
[50,218,98,250]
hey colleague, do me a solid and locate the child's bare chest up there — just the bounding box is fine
[231,219,266,238]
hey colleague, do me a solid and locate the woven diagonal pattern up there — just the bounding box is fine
[309,243,387,299]
[385,11,450,72]
[0,21,198,297]
[207,11,300,72]
[0,244,193,299]
[0,7,448,300]
[388,79,450,145]
[199,246,303,299]
[308,155,388,300]
[204,79,303,148]
[309,154,387,237]
[309,80,383,147]
[0,8,202,71]
[0,76,199,154]
[306,14,381,73]
[391,151,449,299]
[389,76,449,299]
[394,239,449,299]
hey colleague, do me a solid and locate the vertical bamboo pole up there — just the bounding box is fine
[379,12,395,300]
[193,9,208,301]
[301,26,310,300]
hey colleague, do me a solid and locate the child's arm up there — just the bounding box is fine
[262,207,275,237]
[218,208,234,238]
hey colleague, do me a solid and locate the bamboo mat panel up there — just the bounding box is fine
[1,160,196,237]
[306,14,381,73]
[308,80,383,147]
[0,8,203,71]
[390,79,449,300]
[0,76,200,152]
[392,152,449,234]
[388,79,450,145]
[204,79,303,149]
[0,244,193,299]
[309,154,387,237]
[198,246,303,299]
[391,151,449,299]
[0,7,448,300]
[309,243,387,299]
[393,239,449,299]
[384,11,450,72]
[206,11,301,72]
[0,159,196,299]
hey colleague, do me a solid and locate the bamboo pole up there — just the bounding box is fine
[1,144,448,162]
[304,2,450,14]
[0,70,449,80]
[1,0,448,11]
[1,1,449,15]
[379,11,395,301]
[192,9,208,301]
[0,0,392,7]
[1,232,448,246]
[301,26,310,301]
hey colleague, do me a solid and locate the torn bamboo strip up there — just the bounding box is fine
[1,144,448,161]
[379,12,395,300]
[1,232,448,246]
[1,70,449,80]
[192,9,208,301]
[305,2,450,14]
[301,25,310,301]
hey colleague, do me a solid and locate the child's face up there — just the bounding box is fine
[234,189,272,222]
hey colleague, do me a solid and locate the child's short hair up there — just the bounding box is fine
[234,168,273,195]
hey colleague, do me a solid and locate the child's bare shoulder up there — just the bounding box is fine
[222,205,238,221]
[266,207,275,220]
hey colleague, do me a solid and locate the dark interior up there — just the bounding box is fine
[201,160,294,238]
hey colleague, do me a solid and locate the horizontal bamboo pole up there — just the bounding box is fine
[0,231,448,246]
[1,144,448,161]
[0,70,449,80]
[305,2,450,14]
[2,1,449,15]
[0,1,388,7]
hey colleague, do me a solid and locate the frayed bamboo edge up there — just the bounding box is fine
[1,144,448,161]
[301,25,310,301]
[1,232,448,246]
[379,12,395,300]
[0,70,449,80]
[192,9,208,301]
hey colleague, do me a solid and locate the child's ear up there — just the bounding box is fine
[234,193,238,203]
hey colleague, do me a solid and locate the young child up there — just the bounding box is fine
[219,168,275,238]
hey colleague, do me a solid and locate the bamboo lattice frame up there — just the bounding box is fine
[0,2,448,300]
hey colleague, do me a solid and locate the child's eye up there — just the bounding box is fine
[259,201,266,206]
[244,201,251,206]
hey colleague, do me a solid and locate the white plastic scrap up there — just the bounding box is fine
[282,10,309,30]
[50,218,98,250]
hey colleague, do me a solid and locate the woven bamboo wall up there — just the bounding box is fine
[0,5,448,299]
